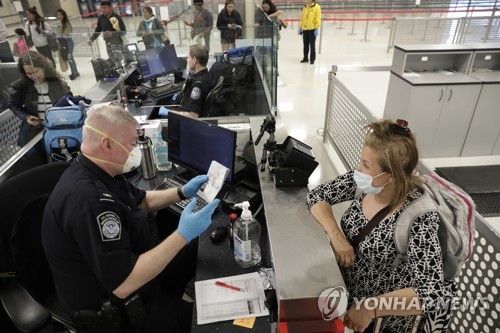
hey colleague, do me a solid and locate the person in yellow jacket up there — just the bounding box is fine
[299,0,321,65]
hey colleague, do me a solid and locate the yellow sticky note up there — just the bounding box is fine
[233,317,256,329]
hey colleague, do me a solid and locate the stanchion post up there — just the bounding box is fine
[319,18,323,55]
[387,3,394,29]
[348,14,357,35]
[361,10,371,42]
[178,20,184,46]
[337,3,345,30]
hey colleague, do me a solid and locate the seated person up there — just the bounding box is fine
[159,44,213,118]
[42,105,220,332]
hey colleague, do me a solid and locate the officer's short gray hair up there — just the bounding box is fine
[83,105,138,142]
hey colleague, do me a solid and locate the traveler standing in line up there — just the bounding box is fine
[216,0,243,52]
[299,0,321,65]
[25,7,56,67]
[184,0,213,52]
[0,18,15,62]
[56,9,80,80]
[255,0,287,39]
[8,51,70,147]
[87,0,127,61]
[137,6,165,50]
[12,28,32,58]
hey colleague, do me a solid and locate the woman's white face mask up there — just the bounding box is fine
[353,170,389,194]
[85,125,142,174]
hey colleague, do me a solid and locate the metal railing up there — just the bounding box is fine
[388,14,500,52]
[323,68,377,170]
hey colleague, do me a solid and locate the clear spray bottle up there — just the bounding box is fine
[233,201,261,268]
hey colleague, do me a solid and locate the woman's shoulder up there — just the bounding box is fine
[10,78,24,90]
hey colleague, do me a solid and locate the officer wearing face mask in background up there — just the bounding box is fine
[42,105,219,333]
[306,119,454,333]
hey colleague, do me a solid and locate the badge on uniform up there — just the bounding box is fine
[97,211,121,241]
[190,87,202,100]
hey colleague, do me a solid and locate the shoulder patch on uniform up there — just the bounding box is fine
[97,211,121,241]
[190,87,202,100]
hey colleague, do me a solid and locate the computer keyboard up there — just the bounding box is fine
[155,178,209,212]
[149,83,182,98]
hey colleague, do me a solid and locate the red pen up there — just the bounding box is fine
[215,281,245,292]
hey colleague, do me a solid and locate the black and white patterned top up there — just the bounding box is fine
[306,170,454,332]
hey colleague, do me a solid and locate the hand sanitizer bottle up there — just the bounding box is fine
[233,201,261,268]
[154,132,172,171]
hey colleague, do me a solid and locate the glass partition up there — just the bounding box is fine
[1,1,280,177]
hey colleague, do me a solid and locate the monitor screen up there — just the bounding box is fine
[136,45,179,82]
[126,43,138,52]
[159,44,180,75]
[123,43,138,63]
[136,47,164,82]
[168,113,237,183]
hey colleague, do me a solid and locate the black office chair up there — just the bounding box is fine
[0,162,76,333]
[200,76,224,118]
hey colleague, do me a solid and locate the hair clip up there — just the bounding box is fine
[395,119,411,134]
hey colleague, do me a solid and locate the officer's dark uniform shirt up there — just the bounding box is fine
[180,68,213,116]
[42,154,152,313]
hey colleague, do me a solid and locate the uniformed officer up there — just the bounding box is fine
[42,105,219,333]
[160,44,213,118]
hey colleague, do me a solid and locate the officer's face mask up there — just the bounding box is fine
[85,125,142,174]
[353,170,389,194]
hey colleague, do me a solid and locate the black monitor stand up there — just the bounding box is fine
[142,78,158,89]
[173,166,200,184]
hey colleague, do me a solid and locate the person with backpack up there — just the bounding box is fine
[306,119,457,332]
[25,7,56,68]
[216,0,243,52]
[137,6,165,50]
[7,51,70,148]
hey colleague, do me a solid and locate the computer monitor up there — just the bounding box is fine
[159,44,180,75]
[168,113,237,183]
[122,43,138,63]
[136,45,180,84]
[136,47,164,82]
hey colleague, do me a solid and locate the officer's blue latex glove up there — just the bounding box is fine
[177,199,220,242]
[299,28,303,35]
[183,175,208,198]
[159,106,169,117]
[314,28,319,37]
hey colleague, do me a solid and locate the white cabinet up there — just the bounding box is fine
[461,83,500,156]
[385,73,482,157]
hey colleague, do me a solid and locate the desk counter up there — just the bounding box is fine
[249,117,346,328]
